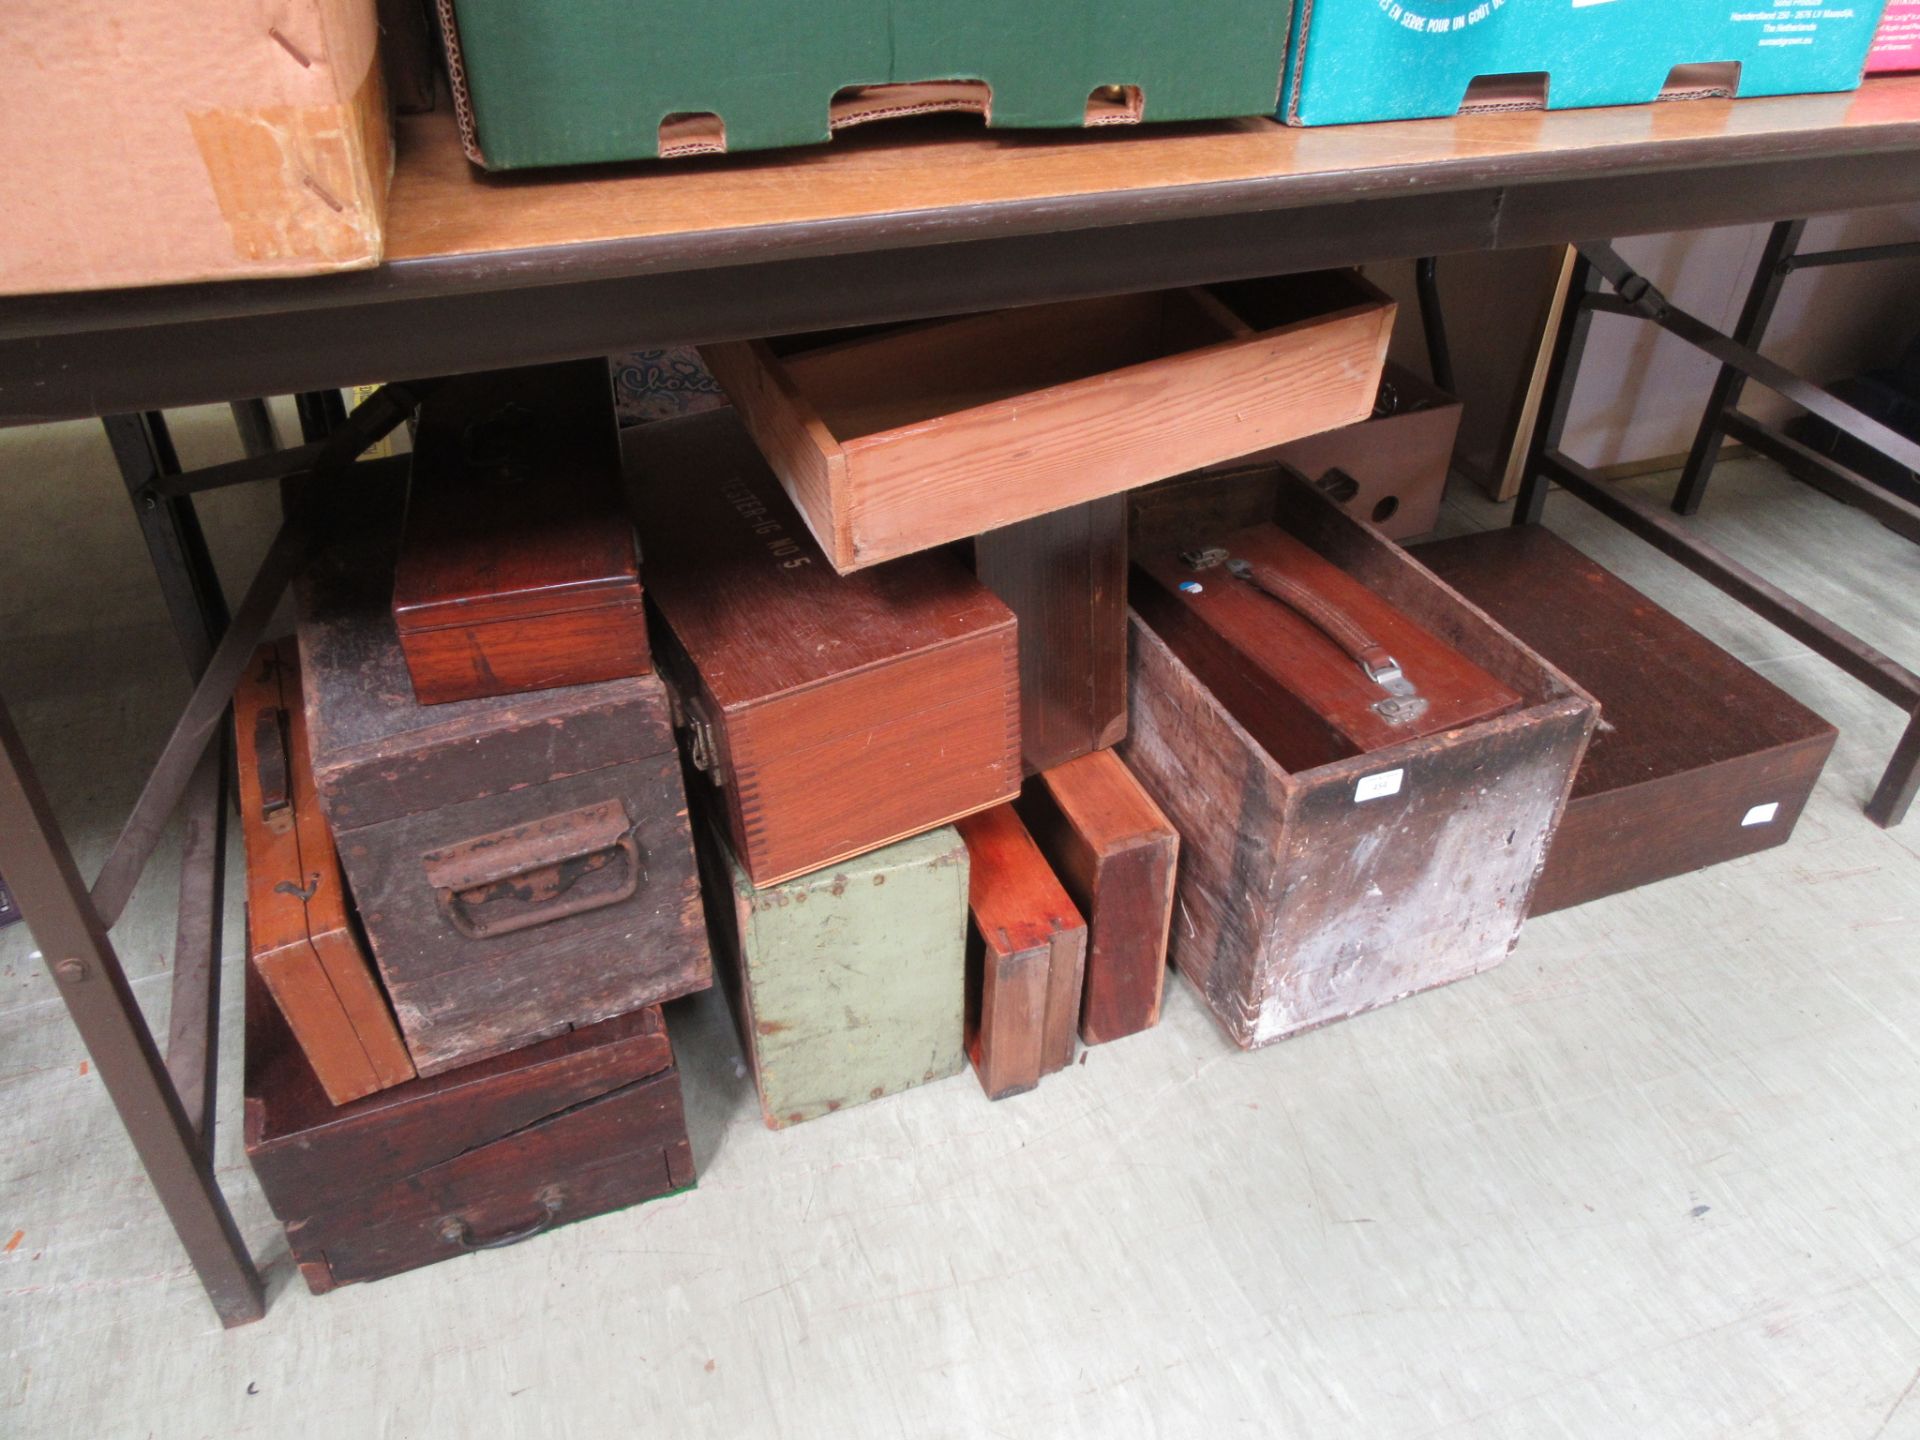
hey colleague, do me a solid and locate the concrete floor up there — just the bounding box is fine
[2,407,1918,1439]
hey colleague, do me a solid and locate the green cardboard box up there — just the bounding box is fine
[1281,0,1887,127]
[440,0,1292,169]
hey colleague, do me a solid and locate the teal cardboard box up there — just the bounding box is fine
[441,1,1292,169]
[1281,0,1887,126]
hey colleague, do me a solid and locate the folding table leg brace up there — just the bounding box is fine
[1514,243,1920,827]
[0,385,429,1325]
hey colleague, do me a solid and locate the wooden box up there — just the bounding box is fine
[975,496,1128,775]
[1413,525,1838,914]
[957,805,1087,1098]
[702,271,1394,572]
[392,361,651,706]
[1017,750,1178,1048]
[630,411,1021,888]
[244,967,691,1295]
[1237,363,1462,540]
[236,639,413,1106]
[699,819,970,1129]
[1132,522,1523,774]
[1121,471,1597,1050]
[299,524,711,1077]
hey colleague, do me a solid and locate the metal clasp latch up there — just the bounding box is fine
[1182,546,1229,572]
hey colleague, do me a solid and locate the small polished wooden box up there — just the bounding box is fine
[244,967,690,1295]
[703,271,1393,572]
[1413,525,1838,914]
[1122,469,1596,1050]
[631,410,1021,888]
[236,639,413,1106]
[299,518,710,1077]
[392,360,650,705]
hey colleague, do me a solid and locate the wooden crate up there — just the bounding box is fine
[392,360,650,705]
[703,271,1394,572]
[1017,750,1178,1047]
[244,967,690,1295]
[974,496,1129,775]
[631,410,1021,888]
[1413,525,1838,914]
[699,818,970,1129]
[235,640,414,1105]
[299,520,711,1077]
[1121,472,1597,1050]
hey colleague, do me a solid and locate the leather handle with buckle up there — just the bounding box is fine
[1226,557,1404,686]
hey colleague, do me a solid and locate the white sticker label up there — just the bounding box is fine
[1355,769,1405,803]
[1741,802,1781,827]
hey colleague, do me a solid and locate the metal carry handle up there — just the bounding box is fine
[438,1191,562,1252]
[423,799,644,941]
[1226,557,1404,686]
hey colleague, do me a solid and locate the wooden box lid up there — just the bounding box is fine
[298,509,676,834]
[1412,525,1839,799]
[628,410,1016,717]
[392,361,639,634]
[1132,520,1522,772]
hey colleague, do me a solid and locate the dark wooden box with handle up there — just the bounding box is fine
[298,520,711,1077]
[1122,466,1597,1049]
[244,965,692,1295]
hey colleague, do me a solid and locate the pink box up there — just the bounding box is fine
[1871,2,1920,72]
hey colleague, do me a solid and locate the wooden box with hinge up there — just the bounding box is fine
[299,516,710,1077]
[629,410,1021,888]
[1121,466,1598,1050]
[1413,525,1837,914]
[701,271,1393,573]
[236,638,413,1105]
[244,965,691,1295]
[391,360,651,706]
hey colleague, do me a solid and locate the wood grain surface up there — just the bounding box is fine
[393,360,650,704]
[1133,521,1522,772]
[1119,473,1597,1050]
[236,641,413,1105]
[975,496,1128,775]
[630,411,1021,887]
[1017,750,1178,1047]
[381,81,1920,268]
[705,279,1391,571]
[1413,525,1839,914]
[299,520,711,1076]
[958,805,1087,1085]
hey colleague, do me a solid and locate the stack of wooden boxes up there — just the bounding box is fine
[233,263,1842,1292]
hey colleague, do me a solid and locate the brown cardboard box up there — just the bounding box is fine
[2,0,391,296]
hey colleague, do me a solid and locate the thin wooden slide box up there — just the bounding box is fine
[1120,471,1598,1050]
[299,517,711,1077]
[630,410,1021,889]
[392,360,650,706]
[1017,749,1178,1048]
[236,639,414,1105]
[1412,525,1838,915]
[698,816,970,1129]
[703,271,1394,572]
[244,967,690,1295]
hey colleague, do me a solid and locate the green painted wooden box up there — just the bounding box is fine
[700,820,970,1129]
[438,0,1294,169]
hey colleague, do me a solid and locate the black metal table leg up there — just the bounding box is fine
[1673,219,1807,516]
[1513,250,1602,528]
[0,697,264,1328]
[103,412,229,675]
